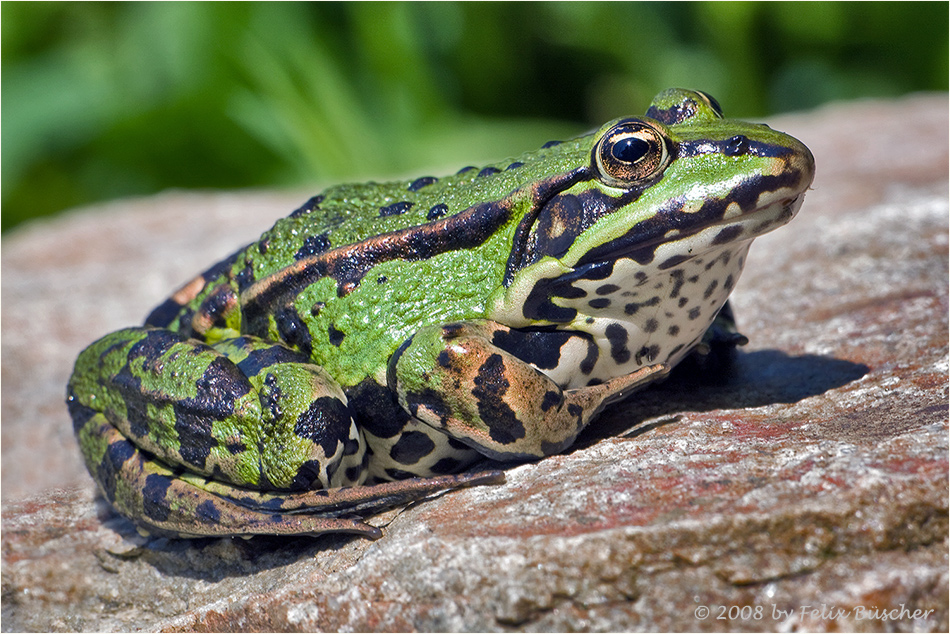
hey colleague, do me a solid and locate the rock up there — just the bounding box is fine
[2,93,947,632]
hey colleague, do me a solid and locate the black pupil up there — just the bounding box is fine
[611,135,650,163]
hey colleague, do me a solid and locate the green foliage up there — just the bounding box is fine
[3,1,946,231]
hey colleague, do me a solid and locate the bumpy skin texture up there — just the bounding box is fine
[67,89,815,538]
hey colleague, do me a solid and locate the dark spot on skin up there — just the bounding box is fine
[345,465,362,483]
[145,297,189,329]
[258,240,269,255]
[404,387,453,428]
[198,251,242,287]
[256,496,291,511]
[477,167,500,178]
[580,338,599,375]
[141,473,173,522]
[492,328,594,371]
[724,135,750,157]
[437,350,452,368]
[472,354,526,445]
[448,437,470,451]
[427,204,448,220]
[724,274,734,291]
[96,437,137,503]
[385,468,417,480]
[456,165,476,174]
[712,225,744,245]
[174,357,251,470]
[588,298,611,309]
[521,277,579,323]
[295,233,332,260]
[624,296,661,315]
[704,251,732,271]
[390,431,437,465]
[506,161,525,171]
[526,194,589,262]
[408,176,438,191]
[669,270,685,299]
[636,345,661,364]
[430,457,462,474]
[703,280,719,300]
[541,390,562,412]
[668,325,680,336]
[377,275,387,284]
[646,99,699,125]
[289,460,325,490]
[294,395,352,464]
[125,328,184,362]
[644,318,658,333]
[678,297,689,308]
[197,285,239,331]
[235,263,255,292]
[66,398,95,434]
[605,323,631,364]
[276,306,313,355]
[289,195,324,218]
[379,201,413,217]
[328,324,345,346]
[342,434,361,456]
[311,302,325,316]
[195,499,221,523]
[659,255,690,270]
[235,342,309,377]
[688,307,703,320]
[596,284,620,295]
[441,323,466,338]
[542,140,562,148]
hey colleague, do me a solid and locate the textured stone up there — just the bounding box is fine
[2,93,947,632]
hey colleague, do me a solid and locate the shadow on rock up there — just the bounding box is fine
[94,504,374,580]
[576,349,870,448]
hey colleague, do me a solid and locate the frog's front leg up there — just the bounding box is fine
[390,320,669,460]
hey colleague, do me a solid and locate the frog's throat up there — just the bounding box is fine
[239,167,590,331]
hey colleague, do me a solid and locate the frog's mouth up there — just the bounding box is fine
[576,182,809,271]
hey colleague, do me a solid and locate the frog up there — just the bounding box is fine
[67,89,815,540]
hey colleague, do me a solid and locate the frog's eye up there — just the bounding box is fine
[595,121,670,187]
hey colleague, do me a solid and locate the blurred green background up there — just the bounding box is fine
[3,1,947,232]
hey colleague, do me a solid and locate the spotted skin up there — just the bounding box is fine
[67,89,814,539]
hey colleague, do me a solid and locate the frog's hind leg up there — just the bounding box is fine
[72,401,502,539]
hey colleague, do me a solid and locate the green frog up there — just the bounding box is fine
[67,89,814,539]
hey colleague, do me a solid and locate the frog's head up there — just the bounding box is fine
[495,88,815,328]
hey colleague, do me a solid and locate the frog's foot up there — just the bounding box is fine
[390,320,670,461]
[68,327,367,492]
[692,300,749,359]
[72,407,502,539]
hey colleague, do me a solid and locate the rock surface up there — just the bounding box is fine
[2,93,947,632]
